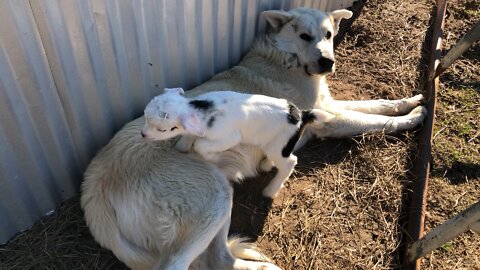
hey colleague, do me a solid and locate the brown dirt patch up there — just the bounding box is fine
[1,0,479,269]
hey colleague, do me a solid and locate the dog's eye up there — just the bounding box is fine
[156,128,167,132]
[300,33,314,42]
[326,31,332,40]
[170,126,178,131]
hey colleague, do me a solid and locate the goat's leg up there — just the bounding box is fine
[262,152,297,198]
[259,158,275,172]
[194,131,242,159]
[175,134,197,152]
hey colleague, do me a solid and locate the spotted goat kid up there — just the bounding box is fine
[141,87,334,198]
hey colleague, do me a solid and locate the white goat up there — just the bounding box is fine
[141,88,334,198]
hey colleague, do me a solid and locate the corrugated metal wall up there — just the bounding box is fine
[0,0,356,244]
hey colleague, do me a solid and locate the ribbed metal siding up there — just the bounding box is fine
[0,0,356,244]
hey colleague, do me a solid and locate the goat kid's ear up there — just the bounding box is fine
[312,109,335,122]
[262,10,293,31]
[330,9,353,36]
[179,113,205,137]
[164,87,185,95]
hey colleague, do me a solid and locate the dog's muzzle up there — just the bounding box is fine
[317,57,334,73]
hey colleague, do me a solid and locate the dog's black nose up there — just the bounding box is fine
[318,57,334,72]
[141,131,146,138]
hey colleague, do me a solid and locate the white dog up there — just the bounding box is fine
[141,88,335,198]
[82,7,426,270]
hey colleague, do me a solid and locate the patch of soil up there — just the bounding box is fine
[1,0,478,269]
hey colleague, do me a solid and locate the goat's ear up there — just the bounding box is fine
[164,87,185,95]
[312,109,335,122]
[262,10,293,31]
[179,113,205,137]
[330,9,353,35]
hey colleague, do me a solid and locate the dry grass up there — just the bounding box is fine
[0,198,128,270]
[258,134,416,269]
[1,0,478,269]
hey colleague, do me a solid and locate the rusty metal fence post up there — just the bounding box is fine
[404,0,447,269]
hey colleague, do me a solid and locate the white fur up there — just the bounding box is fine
[81,7,426,270]
[142,90,334,198]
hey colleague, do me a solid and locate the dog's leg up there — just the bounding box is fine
[154,212,228,270]
[324,94,424,116]
[262,152,298,198]
[309,106,427,138]
[154,170,233,270]
[206,216,236,269]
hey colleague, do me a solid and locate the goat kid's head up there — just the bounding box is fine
[263,8,352,76]
[141,88,206,140]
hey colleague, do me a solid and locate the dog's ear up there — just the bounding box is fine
[330,9,353,35]
[311,109,335,123]
[262,10,293,31]
[179,113,205,137]
[164,87,185,95]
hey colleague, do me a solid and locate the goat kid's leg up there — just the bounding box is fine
[194,132,242,160]
[175,135,197,153]
[323,94,424,116]
[259,158,275,172]
[292,130,314,153]
[262,153,297,198]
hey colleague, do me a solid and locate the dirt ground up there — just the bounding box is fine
[1,0,478,269]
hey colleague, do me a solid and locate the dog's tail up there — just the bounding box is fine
[228,237,273,262]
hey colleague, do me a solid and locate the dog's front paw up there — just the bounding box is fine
[408,105,427,117]
[407,105,428,126]
[394,94,424,114]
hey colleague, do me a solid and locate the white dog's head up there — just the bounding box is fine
[263,8,352,75]
[141,88,189,140]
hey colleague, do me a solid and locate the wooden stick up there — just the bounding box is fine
[406,200,480,261]
[433,20,480,79]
